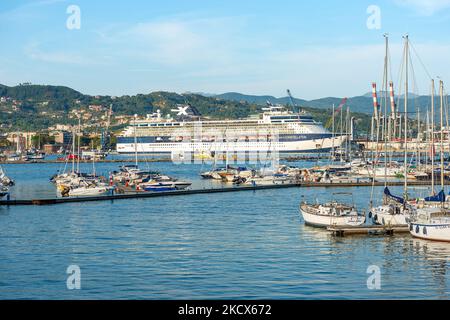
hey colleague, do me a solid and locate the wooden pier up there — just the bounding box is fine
[327,225,410,236]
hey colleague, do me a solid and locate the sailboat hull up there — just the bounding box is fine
[300,204,366,228]
[409,222,450,242]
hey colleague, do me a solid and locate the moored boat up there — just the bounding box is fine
[370,187,414,226]
[408,207,450,242]
[299,201,366,228]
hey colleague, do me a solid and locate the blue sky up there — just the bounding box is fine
[1,0,450,99]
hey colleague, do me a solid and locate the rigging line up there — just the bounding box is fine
[408,48,420,102]
[409,41,433,81]
[396,43,406,114]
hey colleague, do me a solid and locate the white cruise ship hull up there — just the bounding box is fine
[117,135,346,154]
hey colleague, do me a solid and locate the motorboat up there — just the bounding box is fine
[66,185,113,197]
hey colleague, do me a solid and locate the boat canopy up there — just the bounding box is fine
[384,187,405,204]
[424,190,446,202]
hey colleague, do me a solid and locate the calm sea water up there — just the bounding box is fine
[0,159,449,299]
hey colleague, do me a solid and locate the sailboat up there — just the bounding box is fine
[370,35,414,226]
[300,193,366,228]
[408,80,450,242]
[0,165,14,198]
[64,138,113,197]
[111,114,192,191]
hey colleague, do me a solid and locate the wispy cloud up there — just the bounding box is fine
[394,0,450,15]
[97,15,249,66]
[24,42,93,65]
[0,0,66,22]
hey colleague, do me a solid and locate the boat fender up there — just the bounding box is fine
[423,226,427,235]
[368,211,372,219]
[409,224,413,231]
[415,225,420,234]
[382,217,385,225]
[373,214,378,222]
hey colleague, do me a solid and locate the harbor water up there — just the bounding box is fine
[0,160,449,299]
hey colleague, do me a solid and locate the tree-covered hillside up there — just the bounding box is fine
[0,84,371,136]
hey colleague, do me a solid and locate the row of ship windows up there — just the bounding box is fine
[125,143,288,147]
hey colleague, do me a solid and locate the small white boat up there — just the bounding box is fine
[140,180,192,191]
[200,167,227,179]
[299,201,366,228]
[67,185,113,197]
[244,176,274,186]
[408,207,450,242]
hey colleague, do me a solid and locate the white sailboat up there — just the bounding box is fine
[409,80,450,242]
[300,200,365,228]
[370,35,413,226]
[0,165,14,198]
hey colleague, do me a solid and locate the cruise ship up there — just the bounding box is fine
[116,104,347,154]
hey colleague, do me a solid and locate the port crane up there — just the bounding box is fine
[286,89,300,113]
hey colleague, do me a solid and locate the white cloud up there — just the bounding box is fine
[394,0,450,15]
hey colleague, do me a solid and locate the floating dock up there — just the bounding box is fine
[0,183,302,206]
[327,225,410,236]
[1,179,449,206]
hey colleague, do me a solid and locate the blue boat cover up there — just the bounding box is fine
[383,187,405,204]
[424,189,445,202]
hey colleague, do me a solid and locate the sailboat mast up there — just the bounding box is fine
[426,108,429,174]
[440,80,445,191]
[77,112,81,173]
[134,114,138,167]
[340,107,343,162]
[431,79,435,194]
[383,34,389,188]
[346,106,350,161]
[72,128,75,173]
[331,104,335,161]
[403,35,409,198]
[417,107,420,170]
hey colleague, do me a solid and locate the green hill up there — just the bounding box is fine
[0,84,371,136]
